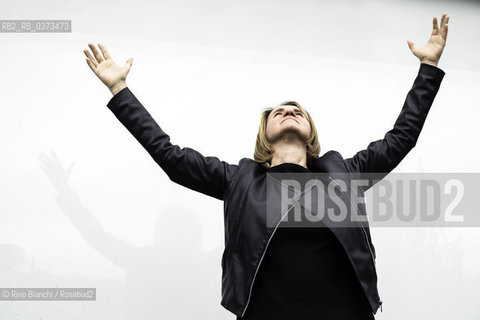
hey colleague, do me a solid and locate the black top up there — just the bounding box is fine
[238,162,374,320]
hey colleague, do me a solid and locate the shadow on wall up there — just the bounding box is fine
[5,149,226,320]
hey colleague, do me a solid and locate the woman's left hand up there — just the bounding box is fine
[407,13,450,67]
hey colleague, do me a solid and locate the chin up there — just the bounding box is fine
[281,129,308,140]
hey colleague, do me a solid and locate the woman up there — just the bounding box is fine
[83,13,449,319]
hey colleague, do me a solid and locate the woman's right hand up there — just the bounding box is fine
[83,43,133,96]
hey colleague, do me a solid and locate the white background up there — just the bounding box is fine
[0,0,479,319]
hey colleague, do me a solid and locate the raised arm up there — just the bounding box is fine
[343,63,445,174]
[106,87,239,200]
[83,43,239,201]
[341,13,449,185]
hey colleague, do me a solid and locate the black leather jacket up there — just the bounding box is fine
[106,63,445,318]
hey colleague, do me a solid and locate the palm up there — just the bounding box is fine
[83,43,133,89]
[95,58,129,88]
[408,13,450,65]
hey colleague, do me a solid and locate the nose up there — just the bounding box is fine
[283,109,296,117]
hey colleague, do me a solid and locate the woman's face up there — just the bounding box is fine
[265,105,311,144]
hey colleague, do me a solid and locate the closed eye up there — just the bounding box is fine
[273,110,304,117]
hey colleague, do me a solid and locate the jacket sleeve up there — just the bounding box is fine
[106,87,239,201]
[341,63,445,185]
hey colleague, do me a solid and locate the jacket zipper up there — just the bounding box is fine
[329,176,382,313]
[241,201,297,317]
[328,176,376,265]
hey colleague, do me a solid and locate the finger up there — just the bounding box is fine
[432,16,438,35]
[441,16,449,38]
[88,43,104,63]
[407,40,416,55]
[86,58,97,73]
[86,44,100,65]
[407,40,415,50]
[440,13,447,28]
[124,57,133,70]
[83,49,97,67]
[98,43,112,60]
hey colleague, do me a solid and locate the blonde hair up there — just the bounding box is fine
[254,100,321,169]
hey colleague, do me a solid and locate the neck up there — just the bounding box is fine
[270,133,308,168]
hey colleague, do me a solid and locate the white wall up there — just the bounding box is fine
[0,0,479,319]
